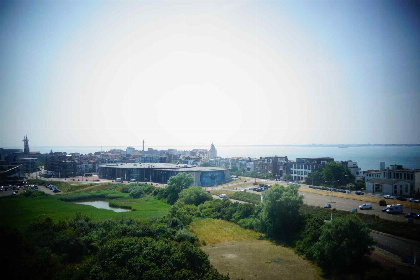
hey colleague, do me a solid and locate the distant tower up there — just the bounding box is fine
[23,135,30,154]
[209,143,217,159]
[142,140,145,152]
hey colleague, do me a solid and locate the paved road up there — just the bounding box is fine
[371,231,420,266]
[299,191,416,223]
[212,195,247,204]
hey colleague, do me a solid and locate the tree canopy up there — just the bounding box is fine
[177,186,212,206]
[314,214,375,275]
[257,185,303,242]
[306,162,354,187]
[165,173,194,204]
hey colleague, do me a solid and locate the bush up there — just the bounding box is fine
[22,190,47,198]
[177,186,212,206]
[165,173,194,205]
[314,215,374,276]
[257,185,303,242]
[1,214,228,280]
[229,192,261,204]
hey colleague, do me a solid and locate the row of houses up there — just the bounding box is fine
[365,164,420,196]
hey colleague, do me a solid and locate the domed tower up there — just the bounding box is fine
[209,143,217,159]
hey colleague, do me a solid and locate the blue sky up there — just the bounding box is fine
[0,0,419,147]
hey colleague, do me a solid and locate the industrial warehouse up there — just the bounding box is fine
[98,163,230,186]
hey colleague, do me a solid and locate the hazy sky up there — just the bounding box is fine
[1,0,419,148]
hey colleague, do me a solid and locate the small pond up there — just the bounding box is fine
[75,201,130,212]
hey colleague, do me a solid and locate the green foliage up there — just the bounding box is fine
[198,199,256,225]
[0,214,228,280]
[323,162,355,186]
[169,202,200,226]
[295,214,325,260]
[256,185,303,242]
[299,204,420,241]
[313,215,374,276]
[283,174,293,181]
[305,162,355,187]
[355,180,365,190]
[59,190,126,202]
[109,201,132,210]
[178,186,212,206]
[304,169,323,186]
[165,173,194,204]
[228,191,261,204]
[22,190,47,198]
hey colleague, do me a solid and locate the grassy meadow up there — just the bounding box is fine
[0,182,170,230]
[189,219,323,280]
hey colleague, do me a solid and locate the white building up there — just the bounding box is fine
[363,170,381,181]
[346,161,362,181]
[366,179,411,196]
[290,157,334,181]
[380,164,420,194]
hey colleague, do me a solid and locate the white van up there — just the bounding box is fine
[116,178,122,182]
[386,204,404,214]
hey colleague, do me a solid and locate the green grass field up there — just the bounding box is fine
[189,219,322,280]
[0,194,170,230]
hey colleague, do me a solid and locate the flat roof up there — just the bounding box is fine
[99,163,227,172]
[158,167,227,172]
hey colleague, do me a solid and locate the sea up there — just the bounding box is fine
[19,145,420,171]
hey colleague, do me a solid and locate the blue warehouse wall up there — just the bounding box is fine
[200,171,225,186]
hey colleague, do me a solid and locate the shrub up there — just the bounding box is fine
[229,191,261,204]
[314,215,374,275]
[22,190,47,198]
[177,186,212,206]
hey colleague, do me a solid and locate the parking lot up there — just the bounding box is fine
[215,178,419,223]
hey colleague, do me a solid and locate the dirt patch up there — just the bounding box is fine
[202,240,322,280]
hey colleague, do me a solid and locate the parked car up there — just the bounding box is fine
[359,203,372,210]
[219,194,227,198]
[355,191,364,195]
[324,203,331,208]
[386,204,404,214]
[384,195,394,199]
[382,205,391,212]
[409,198,420,203]
[379,200,387,206]
[396,196,407,201]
